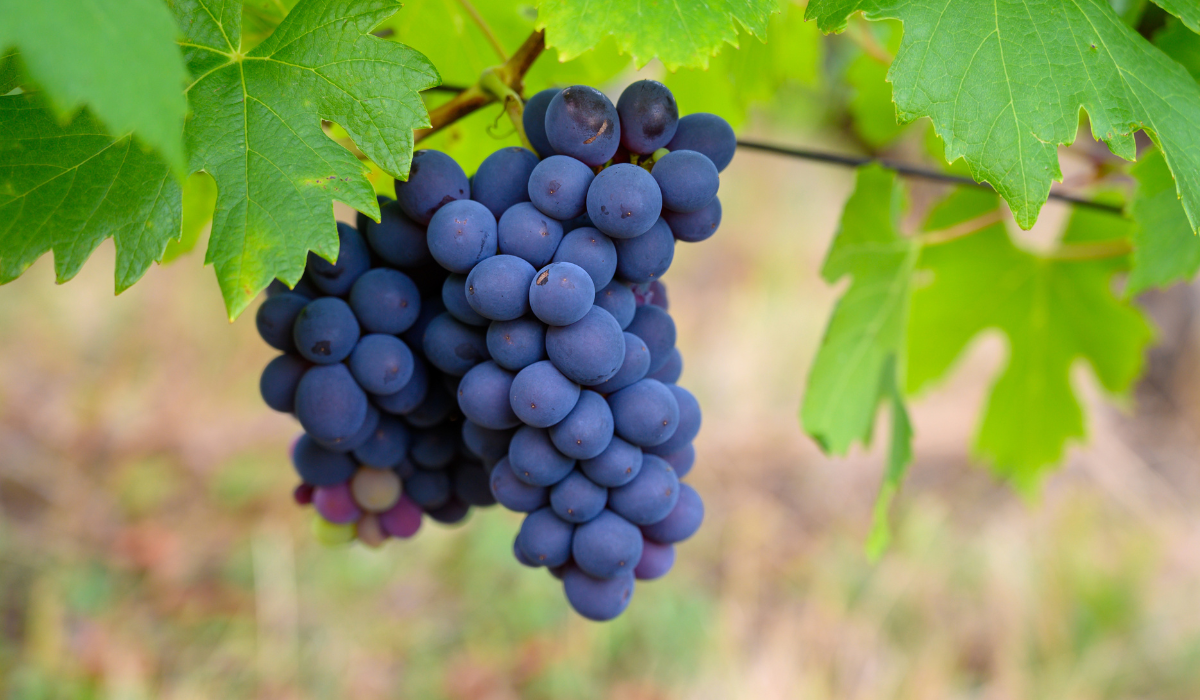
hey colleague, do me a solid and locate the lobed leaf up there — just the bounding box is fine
[907,201,1151,492]
[172,0,439,318]
[805,0,1200,234]
[536,0,777,70]
[0,0,189,174]
[0,95,181,292]
[1152,0,1200,34]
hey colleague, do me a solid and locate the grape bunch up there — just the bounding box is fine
[255,78,731,621]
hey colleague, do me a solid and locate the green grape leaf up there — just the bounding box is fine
[805,0,1200,234]
[865,363,913,561]
[801,164,916,454]
[536,0,777,70]
[664,0,820,127]
[0,0,188,174]
[0,49,21,94]
[1127,148,1200,295]
[172,0,438,318]
[907,201,1151,492]
[0,94,181,291]
[1152,0,1200,33]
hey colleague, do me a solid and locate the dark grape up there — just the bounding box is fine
[516,507,575,567]
[462,421,515,465]
[442,273,489,326]
[353,414,411,468]
[646,347,682,384]
[593,281,635,329]
[497,202,564,269]
[508,426,575,486]
[548,390,614,460]
[527,155,594,220]
[663,197,721,243]
[456,360,520,430]
[373,354,429,414]
[625,305,676,374]
[658,443,694,478]
[256,293,308,351]
[561,212,594,233]
[585,163,662,239]
[634,541,675,580]
[514,538,539,567]
[490,457,550,512]
[315,404,378,453]
[405,469,452,509]
[580,436,643,488]
[486,316,547,371]
[509,360,581,428]
[572,509,642,577]
[356,195,388,234]
[641,483,703,543]
[651,149,719,213]
[349,334,415,395]
[365,199,432,267]
[426,199,497,273]
[292,434,357,486]
[294,483,314,505]
[552,228,617,289]
[528,262,595,326]
[379,495,423,538]
[350,268,421,334]
[313,483,362,524]
[522,88,560,158]
[646,384,700,455]
[613,217,674,284]
[616,79,679,154]
[394,458,417,480]
[395,149,470,224]
[307,223,371,296]
[562,566,634,621]
[422,313,489,376]
[472,147,540,218]
[666,113,736,172]
[350,466,403,512]
[608,453,679,525]
[608,378,679,447]
[260,354,309,412]
[544,306,625,386]
[452,461,496,506]
[403,380,456,428]
[295,364,368,443]
[647,280,668,310]
[466,254,536,321]
[544,86,620,166]
[410,426,458,469]
[590,332,650,394]
[292,297,360,365]
[550,470,608,524]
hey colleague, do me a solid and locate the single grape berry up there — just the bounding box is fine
[593,281,636,329]
[373,354,429,415]
[613,217,675,284]
[658,443,695,479]
[550,470,608,524]
[646,384,701,455]
[562,566,635,621]
[456,360,520,430]
[497,202,565,269]
[616,79,679,154]
[634,540,675,580]
[508,426,576,487]
[666,113,737,172]
[427,199,497,274]
[350,268,421,335]
[646,347,683,384]
[466,254,536,322]
[348,334,414,396]
[442,273,489,326]
[651,149,720,214]
[544,85,621,166]
[590,332,650,394]
[544,306,626,386]
[490,457,550,512]
[395,149,470,224]
[529,262,596,327]
[548,390,615,460]
[572,509,643,577]
[522,88,560,158]
[486,316,548,371]
[625,305,676,375]
[553,228,617,290]
[294,364,368,443]
[353,414,411,468]
[640,483,704,544]
[527,155,594,220]
[256,292,308,352]
[608,378,680,447]
[516,507,575,567]
[586,163,662,239]
[292,434,358,486]
[260,354,309,412]
[292,297,361,365]
[422,313,489,376]
[366,199,432,267]
[472,147,540,218]
[509,360,581,428]
[663,197,721,243]
[581,436,643,488]
[607,453,680,525]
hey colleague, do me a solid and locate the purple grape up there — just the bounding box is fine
[580,436,643,488]
[466,255,536,321]
[350,268,421,335]
[349,334,415,395]
[616,79,679,154]
[608,453,679,525]
[640,483,703,543]
[292,297,360,365]
[562,566,634,621]
[527,155,594,220]
[663,197,721,243]
[544,86,620,166]
[490,456,550,512]
[516,507,575,567]
[486,316,548,371]
[613,217,674,284]
[314,483,362,524]
[307,223,371,296]
[589,332,650,394]
[457,361,520,430]
[426,199,497,274]
[523,88,560,158]
[529,262,596,327]
[593,281,635,329]
[508,426,576,487]
[571,509,642,577]
[645,384,700,455]
[472,147,539,218]
[295,364,368,443]
[260,354,309,413]
[550,470,608,524]
[256,292,308,352]
[509,360,581,428]
[353,414,411,468]
[608,378,679,447]
[544,306,625,386]
[634,540,675,580]
[625,305,676,375]
[552,228,616,289]
[666,113,736,172]
[292,434,357,486]
[548,390,614,460]
[395,149,470,224]
[651,149,719,213]
[585,163,662,239]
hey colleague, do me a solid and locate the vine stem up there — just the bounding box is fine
[735,140,1125,214]
[414,30,544,144]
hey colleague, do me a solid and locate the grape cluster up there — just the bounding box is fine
[255,78,732,621]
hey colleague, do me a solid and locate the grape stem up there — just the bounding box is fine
[415,30,545,144]
[735,139,1124,215]
[456,0,508,61]
[480,68,535,151]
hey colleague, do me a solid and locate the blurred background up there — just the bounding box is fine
[4,2,1200,698]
